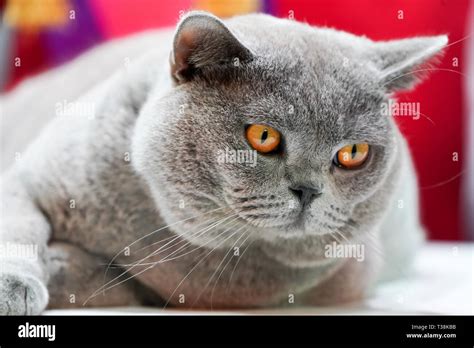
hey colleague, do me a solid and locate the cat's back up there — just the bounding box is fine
[0,28,174,172]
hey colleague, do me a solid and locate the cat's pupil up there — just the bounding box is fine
[351,144,357,159]
[260,129,269,144]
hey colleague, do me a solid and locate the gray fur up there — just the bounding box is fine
[0,12,446,313]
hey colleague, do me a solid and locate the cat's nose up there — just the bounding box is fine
[289,184,323,208]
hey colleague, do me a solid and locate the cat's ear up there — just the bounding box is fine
[170,11,253,83]
[369,35,448,92]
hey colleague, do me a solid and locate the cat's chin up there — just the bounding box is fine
[271,225,332,240]
[258,234,341,269]
[222,205,338,243]
[269,215,333,237]
[249,222,334,245]
[236,214,331,240]
[235,208,314,230]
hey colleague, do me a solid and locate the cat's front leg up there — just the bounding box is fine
[0,172,51,315]
[47,242,159,309]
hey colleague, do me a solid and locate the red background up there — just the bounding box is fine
[270,0,471,240]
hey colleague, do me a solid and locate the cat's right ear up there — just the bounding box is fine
[368,35,448,92]
[170,11,253,83]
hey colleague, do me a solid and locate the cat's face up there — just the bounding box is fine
[133,12,446,250]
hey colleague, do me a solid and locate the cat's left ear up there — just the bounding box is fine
[369,35,448,92]
[170,11,253,83]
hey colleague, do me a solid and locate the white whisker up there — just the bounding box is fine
[190,225,249,308]
[102,205,229,293]
[133,211,228,254]
[105,218,242,267]
[226,230,256,290]
[158,219,242,263]
[382,68,465,87]
[210,229,252,309]
[162,223,247,309]
[87,210,237,304]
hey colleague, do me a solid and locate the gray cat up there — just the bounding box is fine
[0,11,446,314]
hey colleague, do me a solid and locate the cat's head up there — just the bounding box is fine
[133,12,446,254]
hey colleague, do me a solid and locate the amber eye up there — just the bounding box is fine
[246,124,281,153]
[334,143,370,169]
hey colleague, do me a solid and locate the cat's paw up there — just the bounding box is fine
[0,273,48,315]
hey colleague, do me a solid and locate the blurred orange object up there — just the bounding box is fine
[4,0,70,30]
[193,0,261,17]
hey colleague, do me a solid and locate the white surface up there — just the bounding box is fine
[45,242,473,315]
